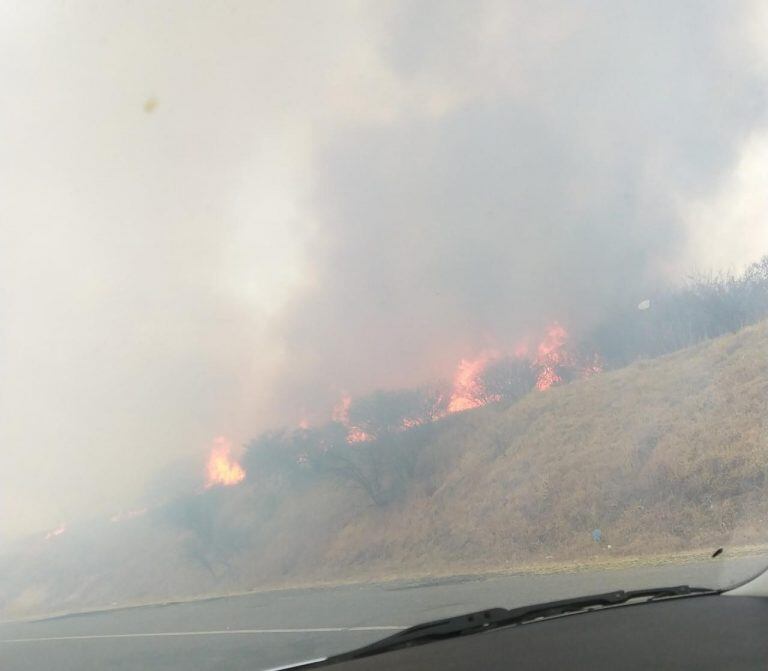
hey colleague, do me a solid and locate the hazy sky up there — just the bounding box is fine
[2,1,768,539]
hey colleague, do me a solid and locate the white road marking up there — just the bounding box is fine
[1,626,405,643]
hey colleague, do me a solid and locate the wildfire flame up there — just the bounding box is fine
[205,436,246,488]
[331,394,352,424]
[333,393,374,444]
[447,355,499,413]
[322,323,601,435]
[346,427,374,443]
[534,322,570,390]
[445,323,596,413]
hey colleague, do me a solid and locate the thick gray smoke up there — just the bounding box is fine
[274,0,768,413]
[2,1,767,538]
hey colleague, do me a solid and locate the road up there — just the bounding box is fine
[2,556,766,671]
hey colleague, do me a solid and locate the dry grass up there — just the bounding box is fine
[276,320,768,581]
[4,321,768,618]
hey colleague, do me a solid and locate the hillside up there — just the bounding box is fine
[3,320,768,618]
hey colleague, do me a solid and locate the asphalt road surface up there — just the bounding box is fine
[2,556,766,671]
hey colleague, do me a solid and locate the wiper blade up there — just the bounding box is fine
[318,585,716,665]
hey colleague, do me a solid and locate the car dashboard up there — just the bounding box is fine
[299,595,768,670]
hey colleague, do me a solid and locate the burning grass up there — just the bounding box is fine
[4,320,768,618]
[226,319,768,586]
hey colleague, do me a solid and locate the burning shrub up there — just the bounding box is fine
[243,391,444,506]
[346,387,446,438]
[204,437,245,489]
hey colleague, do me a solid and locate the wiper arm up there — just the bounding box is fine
[320,585,716,664]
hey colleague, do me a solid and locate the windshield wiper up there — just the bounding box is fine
[311,585,716,665]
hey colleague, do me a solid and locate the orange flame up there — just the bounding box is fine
[332,394,352,424]
[324,322,600,435]
[447,355,497,413]
[205,436,246,488]
[346,427,374,443]
[333,393,375,444]
[533,322,570,390]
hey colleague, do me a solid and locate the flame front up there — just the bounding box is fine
[333,393,374,444]
[346,427,374,443]
[533,322,570,390]
[205,436,246,488]
[448,356,494,413]
[319,323,599,440]
[332,394,352,425]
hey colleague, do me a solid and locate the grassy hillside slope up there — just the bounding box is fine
[272,318,768,578]
[3,320,768,618]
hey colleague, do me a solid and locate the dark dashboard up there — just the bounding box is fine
[308,595,768,670]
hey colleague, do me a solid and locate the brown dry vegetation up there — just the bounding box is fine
[3,320,768,618]
[259,319,768,579]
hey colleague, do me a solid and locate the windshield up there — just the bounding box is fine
[2,2,768,670]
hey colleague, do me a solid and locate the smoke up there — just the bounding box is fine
[1,0,767,538]
[273,0,768,414]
